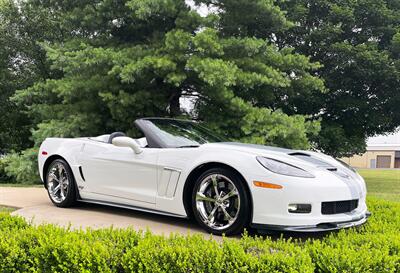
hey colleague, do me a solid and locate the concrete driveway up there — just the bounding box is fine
[0,187,207,236]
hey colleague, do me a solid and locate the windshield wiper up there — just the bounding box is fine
[177,145,200,148]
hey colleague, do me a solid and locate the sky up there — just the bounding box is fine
[367,129,400,145]
[186,0,210,16]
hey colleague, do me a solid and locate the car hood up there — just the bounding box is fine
[203,142,357,177]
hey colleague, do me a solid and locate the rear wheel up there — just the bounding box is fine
[46,159,77,207]
[191,167,250,235]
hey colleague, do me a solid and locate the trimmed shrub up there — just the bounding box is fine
[0,156,9,182]
[1,148,40,184]
[0,197,399,273]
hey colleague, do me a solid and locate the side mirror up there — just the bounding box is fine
[112,136,143,154]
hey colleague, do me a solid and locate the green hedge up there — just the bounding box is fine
[0,149,40,184]
[0,198,399,273]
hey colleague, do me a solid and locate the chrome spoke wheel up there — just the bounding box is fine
[195,174,241,231]
[47,163,69,204]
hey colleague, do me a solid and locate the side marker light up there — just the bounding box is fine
[253,181,283,189]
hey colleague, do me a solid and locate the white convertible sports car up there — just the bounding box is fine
[38,118,370,235]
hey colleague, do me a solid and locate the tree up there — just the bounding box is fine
[275,0,400,157]
[12,0,323,153]
[0,0,66,153]
[0,0,31,153]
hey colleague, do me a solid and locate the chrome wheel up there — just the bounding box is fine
[195,174,240,230]
[47,162,69,204]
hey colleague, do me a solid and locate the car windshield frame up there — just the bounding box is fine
[134,118,226,148]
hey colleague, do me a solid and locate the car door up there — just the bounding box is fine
[79,140,158,204]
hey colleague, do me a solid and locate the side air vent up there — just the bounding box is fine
[79,166,85,181]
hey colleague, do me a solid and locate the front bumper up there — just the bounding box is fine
[247,165,369,227]
[251,211,371,232]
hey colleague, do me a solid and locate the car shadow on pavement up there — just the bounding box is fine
[72,201,205,232]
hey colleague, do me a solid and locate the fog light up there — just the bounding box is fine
[288,204,312,214]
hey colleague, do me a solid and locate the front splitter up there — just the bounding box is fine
[251,211,371,232]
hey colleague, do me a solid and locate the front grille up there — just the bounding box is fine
[321,199,358,215]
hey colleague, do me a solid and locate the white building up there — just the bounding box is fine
[342,131,400,169]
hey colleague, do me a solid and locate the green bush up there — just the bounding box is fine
[0,148,40,184]
[0,198,399,273]
[0,156,9,182]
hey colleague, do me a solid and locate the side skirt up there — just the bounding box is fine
[77,198,188,219]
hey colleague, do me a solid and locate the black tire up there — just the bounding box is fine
[191,167,251,235]
[45,159,77,207]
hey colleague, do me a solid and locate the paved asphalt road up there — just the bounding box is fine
[0,187,208,236]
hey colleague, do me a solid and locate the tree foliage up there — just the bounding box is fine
[2,0,400,183]
[11,0,323,154]
[0,0,31,153]
[276,0,400,156]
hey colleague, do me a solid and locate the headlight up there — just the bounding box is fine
[256,156,315,178]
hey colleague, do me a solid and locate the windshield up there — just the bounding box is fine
[141,119,226,148]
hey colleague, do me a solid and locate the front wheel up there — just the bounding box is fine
[191,168,250,235]
[46,159,77,207]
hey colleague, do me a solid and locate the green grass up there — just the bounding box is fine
[358,169,400,202]
[0,206,16,213]
[0,183,42,188]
